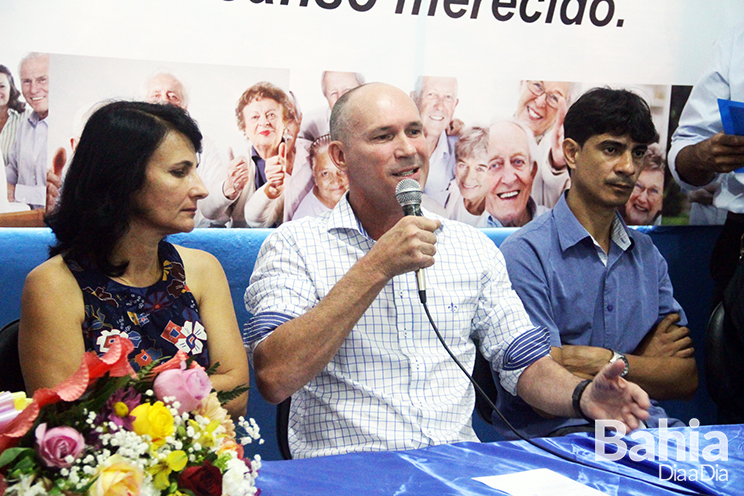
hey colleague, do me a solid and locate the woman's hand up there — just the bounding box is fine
[264,143,287,200]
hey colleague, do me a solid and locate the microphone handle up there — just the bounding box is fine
[401,202,426,301]
[402,204,422,217]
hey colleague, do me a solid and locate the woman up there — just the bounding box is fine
[231,82,296,227]
[443,126,489,226]
[18,101,249,418]
[0,65,26,165]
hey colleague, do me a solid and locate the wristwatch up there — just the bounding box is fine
[609,350,629,378]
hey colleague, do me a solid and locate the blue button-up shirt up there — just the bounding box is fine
[495,193,686,438]
[5,110,48,209]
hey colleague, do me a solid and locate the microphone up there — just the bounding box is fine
[395,179,427,302]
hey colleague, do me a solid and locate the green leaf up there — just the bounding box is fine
[216,384,250,405]
[0,447,35,468]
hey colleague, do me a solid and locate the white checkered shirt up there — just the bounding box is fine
[244,196,549,458]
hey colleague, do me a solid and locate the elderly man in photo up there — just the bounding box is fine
[6,53,50,209]
[243,82,651,459]
[411,76,459,206]
[498,88,697,439]
[299,71,364,142]
[481,120,546,228]
[144,71,251,227]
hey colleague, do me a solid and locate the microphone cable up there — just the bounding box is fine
[418,297,712,496]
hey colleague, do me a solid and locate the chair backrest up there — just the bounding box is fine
[0,319,25,393]
[276,397,292,460]
[472,342,498,425]
[705,302,726,408]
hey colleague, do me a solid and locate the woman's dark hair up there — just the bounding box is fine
[46,101,202,276]
[0,65,26,114]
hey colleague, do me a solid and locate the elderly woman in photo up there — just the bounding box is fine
[0,64,26,165]
[18,101,249,418]
[231,81,297,227]
[443,126,489,226]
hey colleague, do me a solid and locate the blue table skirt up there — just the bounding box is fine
[255,424,743,495]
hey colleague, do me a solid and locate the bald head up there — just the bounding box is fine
[146,72,188,109]
[327,83,429,220]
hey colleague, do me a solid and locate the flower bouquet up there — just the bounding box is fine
[0,336,261,496]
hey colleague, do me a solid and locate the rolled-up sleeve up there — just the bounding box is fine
[470,237,550,396]
[243,227,320,362]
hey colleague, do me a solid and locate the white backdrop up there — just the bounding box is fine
[2,0,744,218]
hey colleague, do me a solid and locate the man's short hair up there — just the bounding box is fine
[144,70,190,108]
[321,71,365,97]
[329,84,367,144]
[18,52,49,75]
[411,75,458,105]
[454,126,489,160]
[564,87,659,147]
[489,119,540,172]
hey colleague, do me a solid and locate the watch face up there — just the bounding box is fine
[611,351,629,377]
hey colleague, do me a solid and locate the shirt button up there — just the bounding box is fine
[607,305,613,312]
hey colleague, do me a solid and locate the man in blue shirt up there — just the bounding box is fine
[498,87,698,439]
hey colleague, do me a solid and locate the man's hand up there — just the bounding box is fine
[580,360,651,433]
[549,98,569,171]
[224,148,251,201]
[45,147,66,214]
[677,132,744,186]
[447,118,464,137]
[364,215,440,282]
[264,143,287,200]
[560,345,611,379]
[634,313,694,358]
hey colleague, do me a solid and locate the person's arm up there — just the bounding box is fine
[559,331,698,401]
[517,356,650,430]
[669,27,744,188]
[674,133,744,186]
[18,256,87,392]
[177,247,249,419]
[251,215,441,404]
[559,247,699,401]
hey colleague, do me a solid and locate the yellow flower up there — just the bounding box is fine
[88,455,143,496]
[149,450,188,490]
[187,418,222,449]
[131,401,174,446]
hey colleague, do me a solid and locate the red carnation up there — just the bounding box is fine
[177,460,223,496]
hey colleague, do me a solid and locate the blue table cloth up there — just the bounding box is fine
[255,424,744,495]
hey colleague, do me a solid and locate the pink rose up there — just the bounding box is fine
[35,423,85,468]
[153,365,212,414]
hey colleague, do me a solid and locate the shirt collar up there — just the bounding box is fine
[485,197,537,228]
[430,130,451,162]
[26,111,42,126]
[554,193,633,253]
[325,192,445,240]
[326,193,370,238]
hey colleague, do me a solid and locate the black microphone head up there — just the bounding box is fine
[395,178,423,209]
